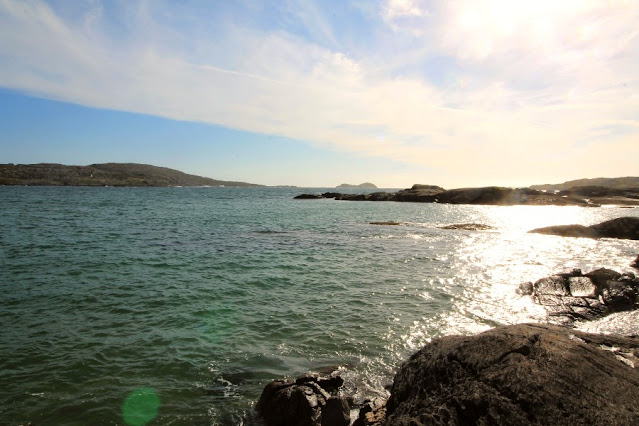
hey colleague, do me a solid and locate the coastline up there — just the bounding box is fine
[256,257,639,425]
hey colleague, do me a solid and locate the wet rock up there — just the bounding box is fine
[256,374,350,426]
[385,323,639,426]
[353,397,387,426]
[369,221,404,226]
[631,254,639,269]
[529,217,639,240]
[438,223,495,231]
[526,268,639,324]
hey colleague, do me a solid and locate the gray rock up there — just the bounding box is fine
[533,276,569,296]
[527,268,638,324]
[567,276,596,297]
[256,374,349,426]
[385,323,639,426]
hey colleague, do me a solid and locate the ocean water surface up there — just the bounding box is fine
[1,187,638,425]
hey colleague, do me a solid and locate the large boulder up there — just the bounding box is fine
[529,217,639,240]
[384,323,639,426]
[256,373,350,426]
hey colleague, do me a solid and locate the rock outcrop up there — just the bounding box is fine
[438,223,494,231]
[529,217,639,240]
[517,268,639,324]
[633,255,639,269]
[383,323,639,425]
[293,184,627,206]
[256,373,350,426]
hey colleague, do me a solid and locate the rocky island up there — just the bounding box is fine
[336,183,378,189]
[0,163,261,187]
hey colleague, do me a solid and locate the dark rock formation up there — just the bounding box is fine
[256,373,350,426]
[369,221,405,226]
[438,223,495,231]
[529,217,639,240]
[384,323,639,426]
[517,268,639,324]
[294,194,324,199]
[633,255,639,269]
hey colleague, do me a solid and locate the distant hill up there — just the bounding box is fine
[0,163,262,187]
[530,177,639,191]
[336,182,377,188]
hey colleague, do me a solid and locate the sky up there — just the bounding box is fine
[0,0,638,188]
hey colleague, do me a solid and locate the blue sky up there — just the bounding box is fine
[1,0,637,187]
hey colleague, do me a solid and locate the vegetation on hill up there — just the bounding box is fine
[530,176,639,191]
[0,163,262,187]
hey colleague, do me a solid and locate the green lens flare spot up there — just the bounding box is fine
[122,387,160,426]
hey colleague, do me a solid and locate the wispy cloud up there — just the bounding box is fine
[0,0,637,187]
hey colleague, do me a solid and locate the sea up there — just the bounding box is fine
[1,186,638,425]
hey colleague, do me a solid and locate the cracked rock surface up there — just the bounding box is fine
[385,323,639,426]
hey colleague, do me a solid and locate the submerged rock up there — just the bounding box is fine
[529,217,639,240]
[438,223,495,231]
[385,323,639,426]
[256,373,350,426]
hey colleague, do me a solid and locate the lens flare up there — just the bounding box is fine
[122,387,160,426]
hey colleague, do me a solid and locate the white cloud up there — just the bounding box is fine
[383,0,427,19]
[0,0,638,187]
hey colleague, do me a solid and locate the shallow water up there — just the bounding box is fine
[1,187,638,424]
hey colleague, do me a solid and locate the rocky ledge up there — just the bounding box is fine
[529,217,639,240]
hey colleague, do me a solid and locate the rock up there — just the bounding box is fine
[516,282,534,295]
[529,217,639,240]
[438,223,495,231]
[591,217,639,239]
[585,268,622,294]
[567,276,596,297]
[633,255,639,269]
[369,221,404,226]
[390,185,445,202]
[526,268,639,324]
[385,323,639,426]
[533,276,569,296]
[353,397,387,426]
[294,194,324,199]
[256,374,350,426]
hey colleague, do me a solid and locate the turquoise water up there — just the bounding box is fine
[1,187,638,425]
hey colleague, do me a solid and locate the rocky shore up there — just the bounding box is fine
[295,184,639,206]
[256,256,639,425]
